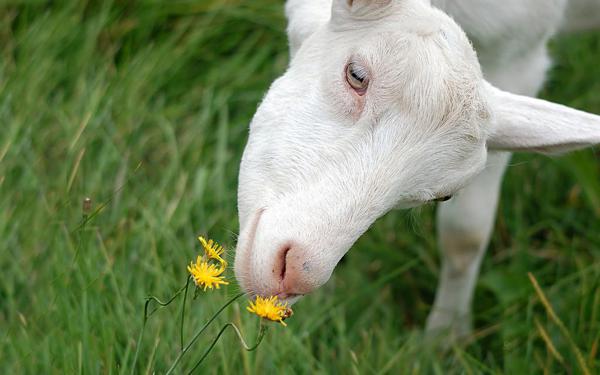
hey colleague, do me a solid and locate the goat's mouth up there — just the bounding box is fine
[275,293,303,305]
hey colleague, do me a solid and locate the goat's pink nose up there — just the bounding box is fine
[273,243,317,297]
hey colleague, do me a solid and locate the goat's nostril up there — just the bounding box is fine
[277,245,292,282]
[272,242,315,297]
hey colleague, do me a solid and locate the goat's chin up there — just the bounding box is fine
[278,294,303,306]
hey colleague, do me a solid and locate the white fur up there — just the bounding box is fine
[235,0,600,338]
[488,84,600,153]
[563,0,600,32]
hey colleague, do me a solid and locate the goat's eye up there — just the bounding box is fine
[346,62,369,95]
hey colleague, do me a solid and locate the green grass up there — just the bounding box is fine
[1,1,599,374]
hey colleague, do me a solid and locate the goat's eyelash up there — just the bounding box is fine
[349,63,368,81]
[346,61,370,95]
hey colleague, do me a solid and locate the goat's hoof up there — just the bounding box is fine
[424,311,473,350]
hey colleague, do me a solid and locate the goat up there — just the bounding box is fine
[234,0,600,340]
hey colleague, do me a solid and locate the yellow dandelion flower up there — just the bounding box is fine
[246,296,292,326]
[198,236,227,267]
[187,256,229,291]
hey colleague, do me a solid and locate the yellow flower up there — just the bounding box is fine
[198,236,227,267]
[246,296,291,326]
[187,256,229,291]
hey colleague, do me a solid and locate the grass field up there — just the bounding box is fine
[1,1,599,374]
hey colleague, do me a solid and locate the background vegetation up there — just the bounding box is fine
[1,1,599,373]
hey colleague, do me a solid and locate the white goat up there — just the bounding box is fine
[234,0,600,339]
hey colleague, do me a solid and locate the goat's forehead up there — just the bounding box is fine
[287,28,477,101]
[330,0,453,32]
[291,31,448,81]
[329,3,464,41]
[293,9,472,74]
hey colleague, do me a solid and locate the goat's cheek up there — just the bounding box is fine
[338,90,366,120]
[321,76,363,121]
[352,93,367,119]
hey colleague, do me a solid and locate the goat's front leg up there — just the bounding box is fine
[425,152,511,340]
[425,36,551,341]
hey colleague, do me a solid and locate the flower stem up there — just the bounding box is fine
[165,292,246,375]
[180,277,191,351]
[144,276,192,320]
[187,322,267,375]
[131,276,191,375]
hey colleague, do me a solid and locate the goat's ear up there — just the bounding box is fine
[331,0,392,23]
[285,1,331,58]
[486,83,600,154]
